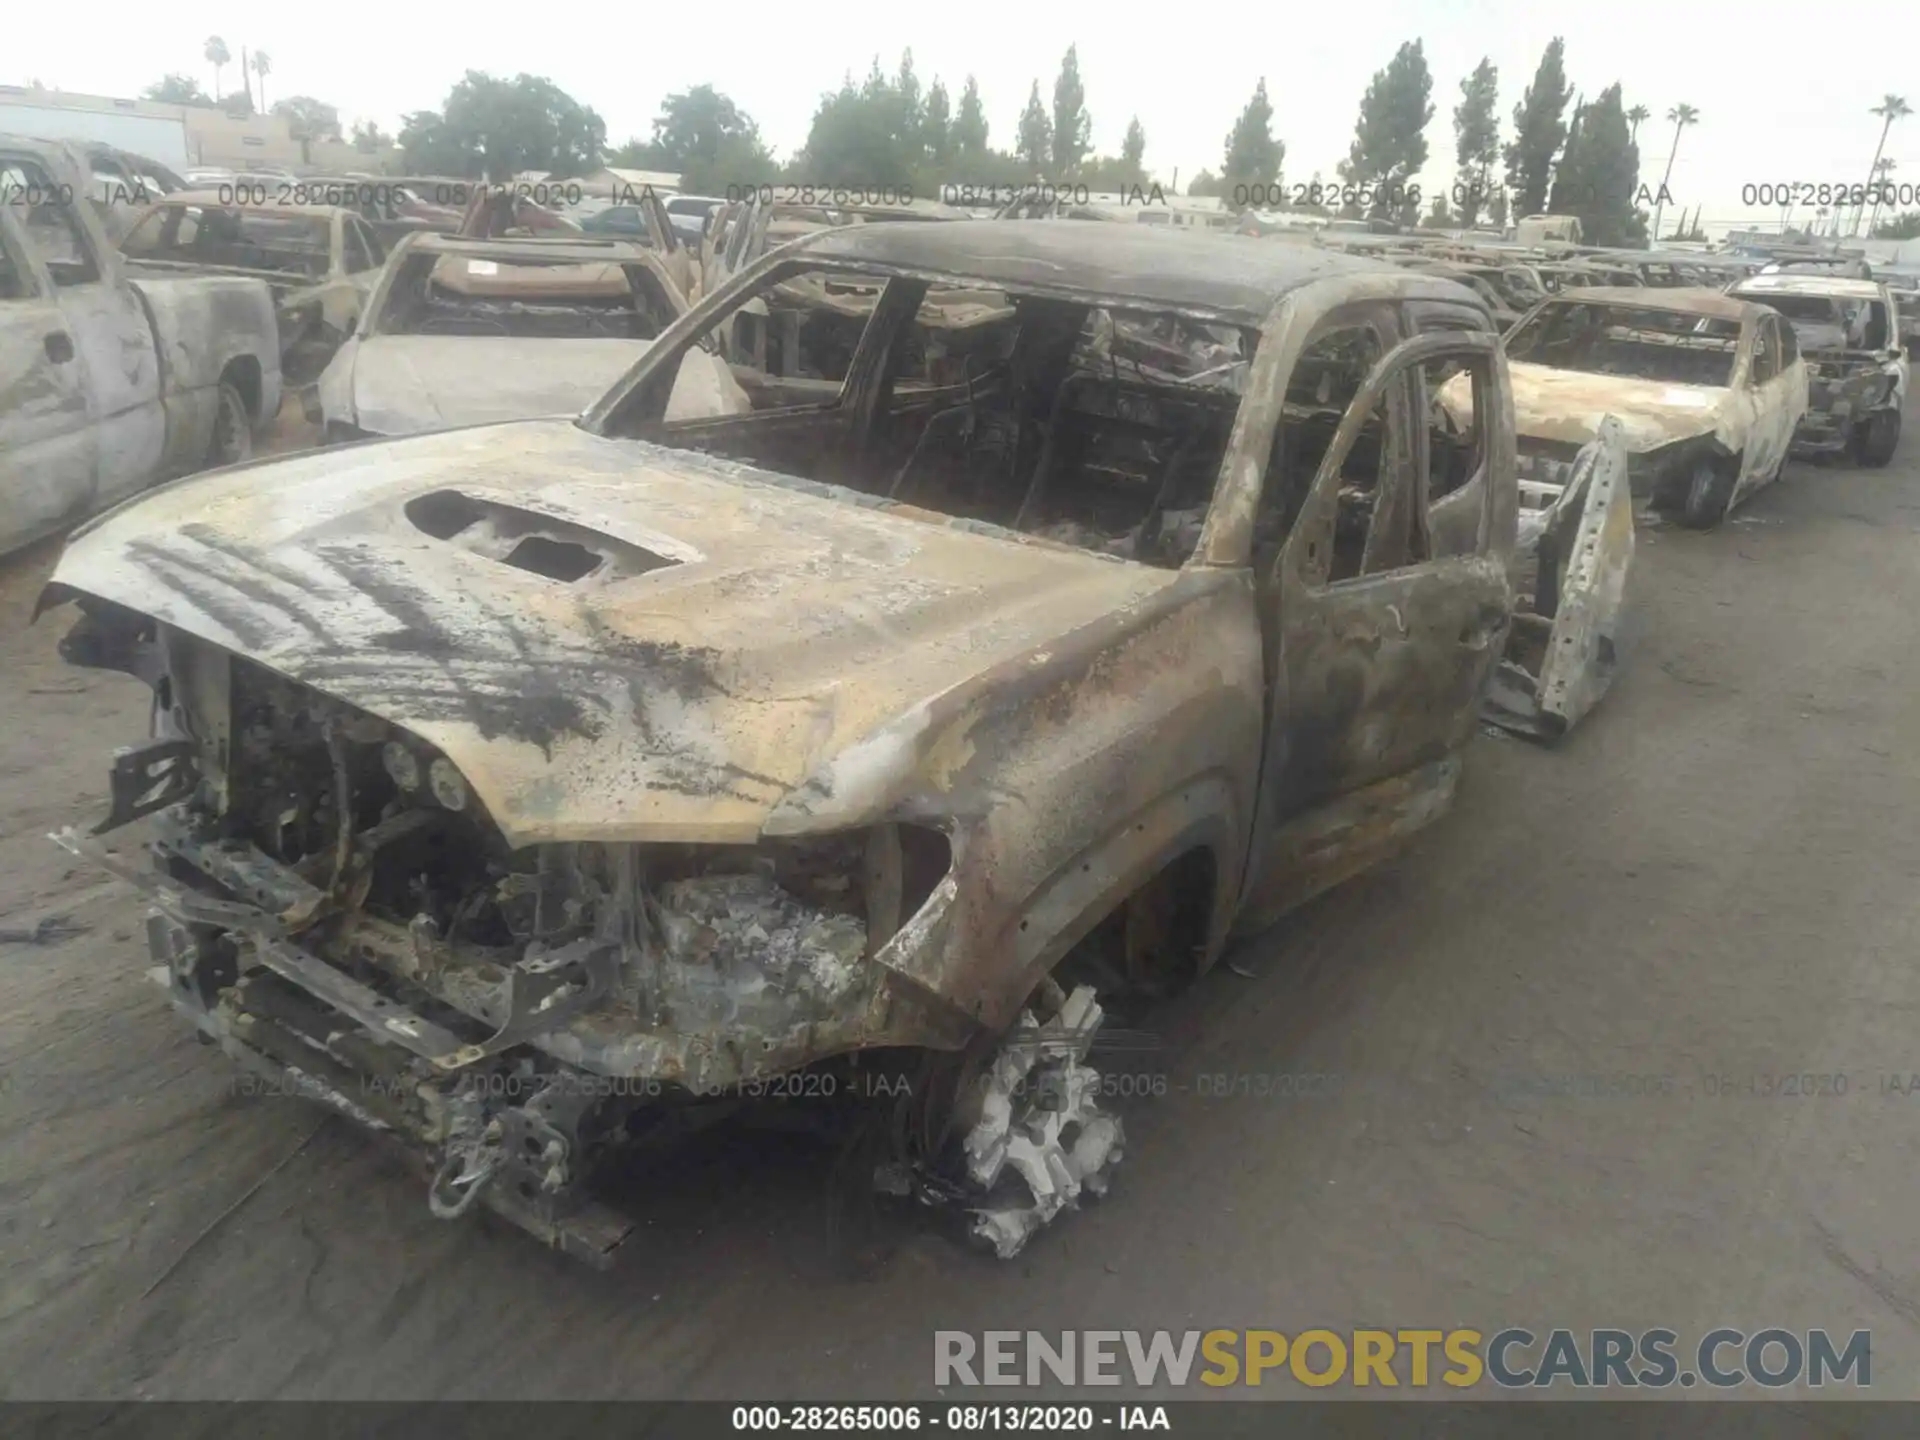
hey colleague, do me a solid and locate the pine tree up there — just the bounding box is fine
[1221,79,1285,202]
[1542,83,1646,246]
[1017,82,1052,170]
[1452,59,1500,226]
[1051,45,1091,174]
[1503,38,1573,216]
[1337,40,1435,221]
[953,77,989,157]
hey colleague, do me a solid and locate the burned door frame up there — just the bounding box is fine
[1237,323,1513,929]
[1733,311,1796,504]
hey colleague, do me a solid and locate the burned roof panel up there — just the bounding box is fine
[1546,286,1761,323]
[790,219,1449,321]
[1731,274,1886,301]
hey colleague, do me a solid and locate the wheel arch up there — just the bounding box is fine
[988,772,1243,1031]
[218,353,264,422]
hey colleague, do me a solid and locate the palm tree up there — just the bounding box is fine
[1866,157,1899,236]
[1626,104,1649,145]
[203,36,229,101]
[1652,103,1698,241]
[1856,95,1911,235]
[251,51,272,113]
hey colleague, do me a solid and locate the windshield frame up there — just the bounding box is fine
[1504,296,1750,390]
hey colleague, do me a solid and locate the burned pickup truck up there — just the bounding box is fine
[120,192,388,386]
[2,137,281,558]
[43,223,1520,1265]
[1727,273,1907,467]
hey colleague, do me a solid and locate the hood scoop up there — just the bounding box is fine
[404,490,679,584]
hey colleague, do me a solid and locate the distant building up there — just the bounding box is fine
[0,85,392,174]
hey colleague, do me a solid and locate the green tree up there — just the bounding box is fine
[648,85,763,170]
[794,60,923,188]
[402,72,607,180]
[272,98,342,165]
[924,80,952,165]
[203,37,230,101]
[953,76,989,158]
[397,112,467,175]
[1546,101,1583,212]
[1653,102,1697,239]
[1871,209,1920,240]
[1503,38,1572,216]
[1221,79,1284,202]
[1625,103,1648,144]
[1120,117,1146,187]
[618,85,774,192]
[1452,58,1499,227]
[143,74,214,106]
[1486,186,1508,228]
[350,119,389,154]
[1186,168,1222,197]
[1017,81,1052,169]
[896,51,923,135]
[1338,40,1435,221]
[1544,85,1646,247]
[251,52,272,113]
[1051,45,1091,174]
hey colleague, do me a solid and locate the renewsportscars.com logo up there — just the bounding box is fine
[934,1328,1871,1389]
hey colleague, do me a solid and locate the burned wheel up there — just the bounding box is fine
[1678,456,1735,529]
[949,980,1126,1258]
[878,979,1126,1260]
[1852,408,1902,469]
[206,381,254,469]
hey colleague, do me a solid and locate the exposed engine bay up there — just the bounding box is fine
[50,614,1123,1266]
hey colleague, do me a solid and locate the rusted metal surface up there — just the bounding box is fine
[44,221,1523,1262]
[1,136,281,558]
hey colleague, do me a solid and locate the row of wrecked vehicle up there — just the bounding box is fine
[5,138,1910,1269]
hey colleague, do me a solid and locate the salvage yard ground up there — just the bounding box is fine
[2,396,1919,1399]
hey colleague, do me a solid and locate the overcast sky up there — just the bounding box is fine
[10,0,1917,229]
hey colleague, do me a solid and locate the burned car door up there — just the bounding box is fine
[1241,321,1512,926]
[1739,313,1799,497]
[0,202,96,555]
[1486,416,1632,738]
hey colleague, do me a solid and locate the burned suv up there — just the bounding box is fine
[43,223,1518,1265]
[1728,273,1907,467]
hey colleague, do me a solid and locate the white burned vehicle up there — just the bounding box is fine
[44,224,1521,1264]
[315,234,745,442]
[1,136,282,558]
[1726,272,1907,467]
[1482,288,1807,528]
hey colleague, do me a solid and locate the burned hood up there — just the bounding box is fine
[1446,363,1735,453]
[342,337,751,436]
[48,421,1175,846]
